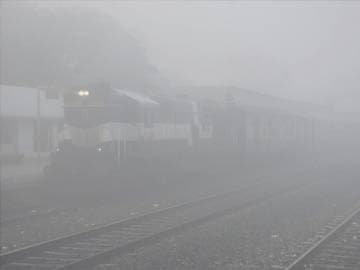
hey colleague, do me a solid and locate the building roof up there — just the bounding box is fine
[113,88,159,107]
[181,86,334,121]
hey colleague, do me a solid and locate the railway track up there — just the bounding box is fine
[287,204,360,270]
[0,208,80,227]
[0,179,313,270]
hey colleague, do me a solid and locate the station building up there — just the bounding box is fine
[0,85,63,162]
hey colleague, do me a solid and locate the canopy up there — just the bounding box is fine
[113,88,158,107]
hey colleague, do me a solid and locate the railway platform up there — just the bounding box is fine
[1,157,48,188]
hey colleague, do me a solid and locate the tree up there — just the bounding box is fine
[0,3,162,91]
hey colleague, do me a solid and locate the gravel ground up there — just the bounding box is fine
[92,168,360,270]
[1,152,319,254]
[1,150,358,260]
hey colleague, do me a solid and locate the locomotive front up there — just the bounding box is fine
[47,86,121,176]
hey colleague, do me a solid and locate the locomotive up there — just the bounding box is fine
[47,83,325,177]
[47,83,212,175]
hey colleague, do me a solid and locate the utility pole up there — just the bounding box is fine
[0,87,3,180]
[36,89,41,158]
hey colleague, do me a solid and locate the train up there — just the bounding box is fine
[47,83,332,176]
[48,84,207,175]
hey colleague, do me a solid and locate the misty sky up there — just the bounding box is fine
[30,1,360,111]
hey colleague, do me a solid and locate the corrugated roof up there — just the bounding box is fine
[113,88,158,107]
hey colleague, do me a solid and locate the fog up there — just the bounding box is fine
[111,2,360,108]
[1,1,360,270]
[31,1,360,112]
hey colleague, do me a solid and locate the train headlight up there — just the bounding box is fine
[55,147,60,152]
[97,147,102,152]
[78,90,90,97]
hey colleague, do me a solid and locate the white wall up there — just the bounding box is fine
[1,85,63,158]
[0,85,63,119]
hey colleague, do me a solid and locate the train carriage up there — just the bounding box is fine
[47,85,203,176]
[47,84,336,178]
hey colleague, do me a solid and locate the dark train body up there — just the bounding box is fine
[47,84,335,177]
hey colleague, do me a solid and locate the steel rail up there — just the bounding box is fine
[0,207,80,227]
[286,204,360,270]
[0,180,311,270]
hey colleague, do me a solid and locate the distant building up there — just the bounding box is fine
[0,85,63,161]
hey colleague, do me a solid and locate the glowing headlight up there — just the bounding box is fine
[78,90,90,97]
[97,147,102,152]
[55,147,60,152]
